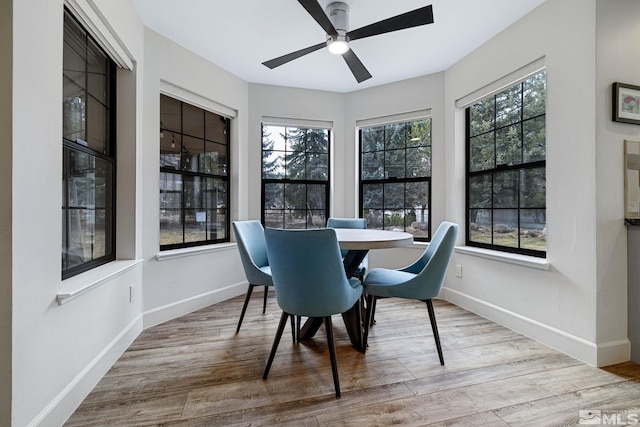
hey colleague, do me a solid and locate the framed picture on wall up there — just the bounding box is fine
[613,82,640,125]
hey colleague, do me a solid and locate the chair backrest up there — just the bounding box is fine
[264,228,362,317]
[327,217,367,229]
[327,217,367,256]
[233,221,271,284]
[403,221,459,300]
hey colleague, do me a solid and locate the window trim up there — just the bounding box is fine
[64,0,133,70]
[160,81,237,119]
[455,57,545,108]
[454,246,550,270]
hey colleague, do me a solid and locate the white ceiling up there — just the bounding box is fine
[131,0,546,93]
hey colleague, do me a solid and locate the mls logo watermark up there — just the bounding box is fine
[579,409,640,425]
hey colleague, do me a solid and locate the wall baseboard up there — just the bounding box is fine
[31,282,256,426]
[29,315,143,427]
[443,287,630,367]
[143,281,253,329]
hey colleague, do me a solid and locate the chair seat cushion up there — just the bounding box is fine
[363,268,417,297]
[259,265,271,275]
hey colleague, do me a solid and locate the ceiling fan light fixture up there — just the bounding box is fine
[327,35,350,54]
[262,1,434,84]
[326,2,350,55]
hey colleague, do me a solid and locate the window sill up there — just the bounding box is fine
[454,246,550,270]
[57,259,143,305]
[156,242,237,261]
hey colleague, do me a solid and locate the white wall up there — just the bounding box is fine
[11,0,145,425]
[140,29,250,327]
[441,0,629,366]
[595,0,640,356]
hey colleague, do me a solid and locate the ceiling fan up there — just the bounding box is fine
[262,0,434,83]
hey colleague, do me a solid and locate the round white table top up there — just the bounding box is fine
[332,228,414,250]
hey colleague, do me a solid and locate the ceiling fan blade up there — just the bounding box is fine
[298,0,338,36]
[262,42,326,69]
[347,5,434,41]
[342,49,372,83]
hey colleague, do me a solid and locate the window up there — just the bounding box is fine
[466,70,546,256]
[62,9,116,279]
[261,124,330,229]
[359,118,432,240]
[159,94,230,249]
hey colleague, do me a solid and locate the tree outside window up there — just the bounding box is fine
[359,118,432,240]
[262,125,330,229]
[159,94,230,249]
[466,70,546,256]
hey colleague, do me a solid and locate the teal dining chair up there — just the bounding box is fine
[327,217,368,281]
[232,221,273,334]
[362,221,459,364]
[262,228,363,398]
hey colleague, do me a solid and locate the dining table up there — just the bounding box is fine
[297,227,414,352]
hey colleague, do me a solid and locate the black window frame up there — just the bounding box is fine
[62,8,117,279]
[465,70,547,257]
[358,118,433,241]
[159,94,231,250]
[261,124,331,229]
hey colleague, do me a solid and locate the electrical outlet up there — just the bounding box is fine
[129,284,135,302]
[455,264,463,278]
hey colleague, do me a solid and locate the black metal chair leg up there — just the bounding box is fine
[354,298,363,352]
[324,316,341,398]
[363,294,375,351]
[236,284,255,334]
[426,299,444,365]
[290,314,296,342]
[369,296,377,328]
[262,285,269,313]
[263,311,290,379]
[360,295,367,323]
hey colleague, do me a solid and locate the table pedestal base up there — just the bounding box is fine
[297,248,367,352]
[297,302,364,353]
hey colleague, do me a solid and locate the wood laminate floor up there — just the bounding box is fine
[66,294,640,426]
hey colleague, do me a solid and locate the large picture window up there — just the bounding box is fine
[261,124,330,229]
[159,94,230,250]
[62,9,116,279]
[466,70,546,256]
[359,118,432,240]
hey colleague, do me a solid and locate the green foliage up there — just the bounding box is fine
[361,118,432,233]
[467,70,547,252]
[261,126,280,179]
[262,125,329,227]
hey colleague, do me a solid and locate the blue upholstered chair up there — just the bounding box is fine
[262,228,363,398]
[232,221,273,333]
[327,217,368,280]
[362,221,459,364]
